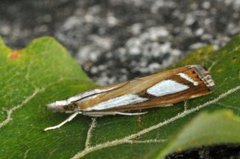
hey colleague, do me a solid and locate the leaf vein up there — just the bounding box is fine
[0,88,42,129]
[85,118,97,148]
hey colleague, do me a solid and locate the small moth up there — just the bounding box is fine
[44,65,214,131]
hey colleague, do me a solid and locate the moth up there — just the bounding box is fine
[44,65,214,131]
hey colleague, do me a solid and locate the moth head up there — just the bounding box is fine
[47,100,79,113]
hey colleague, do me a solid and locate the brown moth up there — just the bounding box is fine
[44,65,214,131]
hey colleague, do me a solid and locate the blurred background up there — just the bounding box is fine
[0,0,240,85]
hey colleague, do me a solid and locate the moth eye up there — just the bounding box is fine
[63,103,76,111]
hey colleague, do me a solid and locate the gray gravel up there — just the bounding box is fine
[1,0,240,85]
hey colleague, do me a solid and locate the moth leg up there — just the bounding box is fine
[83,111,147,117]
[115,111,147,116]
[44,112,80,131]
[164,104,173,107]
[184,101,188,111]
[154,104,173,108]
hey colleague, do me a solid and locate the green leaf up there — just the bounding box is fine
[0,37,96,158]
[154,110,240,158]
[0,35,240,159]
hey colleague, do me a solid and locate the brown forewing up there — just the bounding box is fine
[73,66,213,111]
